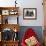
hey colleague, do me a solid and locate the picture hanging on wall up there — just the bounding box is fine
[23,8,37,20]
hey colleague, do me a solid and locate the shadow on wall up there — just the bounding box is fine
[18,26,44,44]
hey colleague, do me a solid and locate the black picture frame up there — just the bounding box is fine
[23,8,37,20]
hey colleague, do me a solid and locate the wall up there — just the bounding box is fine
[18,26,43,44]
[18,0,44,26]
[0,0,44,26]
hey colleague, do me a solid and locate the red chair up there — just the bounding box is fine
[21,28,41,46]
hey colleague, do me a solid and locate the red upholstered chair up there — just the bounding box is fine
[21,28,41,46]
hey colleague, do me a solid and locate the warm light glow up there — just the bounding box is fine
[0,15,1,20]
[14,28,17,32]
[0,32,1,41]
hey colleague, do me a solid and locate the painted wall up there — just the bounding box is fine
[18,0,44,26]
[18,26,44,44]
[0,0,44,26]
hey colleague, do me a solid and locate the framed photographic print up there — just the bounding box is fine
[9,9,18,15]
[23,8,37,20]
[2,10,9,15]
